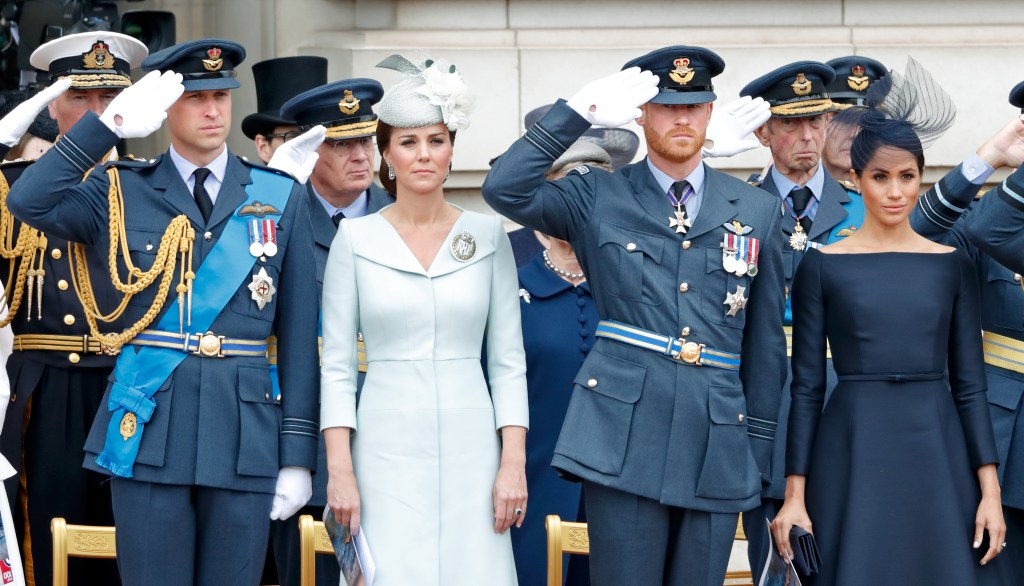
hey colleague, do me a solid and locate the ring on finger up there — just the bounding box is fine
[514,507,523,517]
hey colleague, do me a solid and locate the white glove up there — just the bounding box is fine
[0,79,72,147]
[567,67,659,128]
[702,96,771,158]
[99,70,184,139]
[270,466,313,520]
[267,125,325,184]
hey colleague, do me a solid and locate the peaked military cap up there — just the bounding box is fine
[622,45,724,105]
[1010,80,1024,113]
[142,39,245,92]
[31,31,147,89]
[525,103,639,169]
[280,79,384,141]
[241,56,328,140]
[825,56,887,108]
[741,61,837,118]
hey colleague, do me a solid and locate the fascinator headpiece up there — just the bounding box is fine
[376,54,475,131]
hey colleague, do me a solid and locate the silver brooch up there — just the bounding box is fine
[519,288,531,304]
[450,232,476,261]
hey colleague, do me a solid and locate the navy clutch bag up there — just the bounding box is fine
[789,525,822,576]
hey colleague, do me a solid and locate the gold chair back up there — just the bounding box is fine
[545,514,590,586]
[50,517,117,586]
[299,514,335,586]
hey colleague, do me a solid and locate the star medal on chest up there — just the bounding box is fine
[248,267,277,310]
[450,231,476,262]
[789,224,809,251]
[723,285,748,317]
[667,182,695,235]
[247,219,279,258]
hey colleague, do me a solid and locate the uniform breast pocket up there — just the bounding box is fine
[983,257,1024,330]
[125,229,163,274]
[236,364,281,477]
[229,261,282,321]
[597,222,664,306]
[701,248,753,329]
[695,385,760,500]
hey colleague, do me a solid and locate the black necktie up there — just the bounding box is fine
[193,168,213,223]
[332,210,345,227]
[789,186,813,231]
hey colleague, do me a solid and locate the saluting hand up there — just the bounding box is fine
[703,96,771,158]
[0,78,72,148]
[567,67,659,129]
[267,125,325,184]
[99,70,184,139]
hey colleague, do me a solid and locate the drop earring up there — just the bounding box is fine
[445,160,452,182]
[387,162,395,180]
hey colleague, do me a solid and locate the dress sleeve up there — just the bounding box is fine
[786,248,828,476]
[485,217,529,431]
[319,220,361,431]
[948,249,1000,468]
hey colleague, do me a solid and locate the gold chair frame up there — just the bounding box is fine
[298,513,335,586]
[50,517,117,586]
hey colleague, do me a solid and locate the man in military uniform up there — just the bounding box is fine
[738,60,865,578]
[821,56,887,182]
[261,76,392,586]
[910,83,1024,583]
[7,39,320,585]
[0,31,147,586]
[482,46,787,586]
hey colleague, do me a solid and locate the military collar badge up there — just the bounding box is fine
[338,90,361,115]
[450,231,476,262]
[203,47,223,72]
[83,40,114,69]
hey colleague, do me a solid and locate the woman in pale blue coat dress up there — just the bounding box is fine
[319,55,529,586]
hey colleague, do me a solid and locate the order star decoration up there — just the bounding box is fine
[669,209,692,234]
[248,267,276,310]
[724,285,748,317]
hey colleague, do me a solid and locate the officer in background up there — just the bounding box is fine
[266,77,392,586]
[6,39,320,585]
[483,46,787,586]
[242,55,329,165]
[739,60,865,579]
[821,56,887,182]
[910,82,1024,583]
[0,32,146,586]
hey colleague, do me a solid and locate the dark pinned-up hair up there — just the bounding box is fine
[848,57,955,176]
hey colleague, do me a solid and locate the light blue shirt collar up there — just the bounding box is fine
[646,158,706,219]
[770,163,825,201]
[313,187,369,220]
[169,144,229,204]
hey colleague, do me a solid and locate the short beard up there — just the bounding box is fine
[643,124,705,164]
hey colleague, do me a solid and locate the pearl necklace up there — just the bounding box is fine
[543,249,585,281]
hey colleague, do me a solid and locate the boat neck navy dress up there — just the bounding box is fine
[787,248,1009,585]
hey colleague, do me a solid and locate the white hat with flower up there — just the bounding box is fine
[376,54,475,131]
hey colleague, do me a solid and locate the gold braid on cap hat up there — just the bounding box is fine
[769,98,835,117]
[67,166,195,355]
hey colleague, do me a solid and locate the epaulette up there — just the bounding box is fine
[567,164,590,176]
[746,172,762,187]
[107,155,160,169]
[236,155,295,180]
[839,179,860,194]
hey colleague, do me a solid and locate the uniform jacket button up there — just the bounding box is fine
[51,248,62,259]
[587,378,598,388]
[68,352,81,364]
[682,240,692,250]
[64,314,76,325]
[58,279,69,291]
[679,282,689,292]
[626,242,637,252]
[738,413,745,423]
[680,326,691,337]
[204,231,213,242]
[1015,273,1022,283]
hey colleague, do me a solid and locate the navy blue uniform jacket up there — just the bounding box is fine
[6,112,321,494]
[482,101,787,512]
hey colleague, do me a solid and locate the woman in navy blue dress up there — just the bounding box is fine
[510,142,609,586]
[772,60,1011,585]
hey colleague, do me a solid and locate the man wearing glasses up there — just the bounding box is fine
[245,74,392,586]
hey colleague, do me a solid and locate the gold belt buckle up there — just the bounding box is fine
[674,340,704,365]
[194,331,225,358]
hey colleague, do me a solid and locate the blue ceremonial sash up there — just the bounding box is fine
[94,169,295,478]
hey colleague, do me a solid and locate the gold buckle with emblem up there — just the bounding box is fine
[190,331,225,358]
[672,339,704,365]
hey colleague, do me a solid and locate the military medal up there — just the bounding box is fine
[746,237,761,277]
[248,219,279,258]
[450,232,476,261]
[120,412,137,440]
[666,182,695,235]
[789,225,809,251]
[262,221,279,257]
[723,285,748,317]
[248,220,264,257]
[721,234,740,274]
[248,267,276,310]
